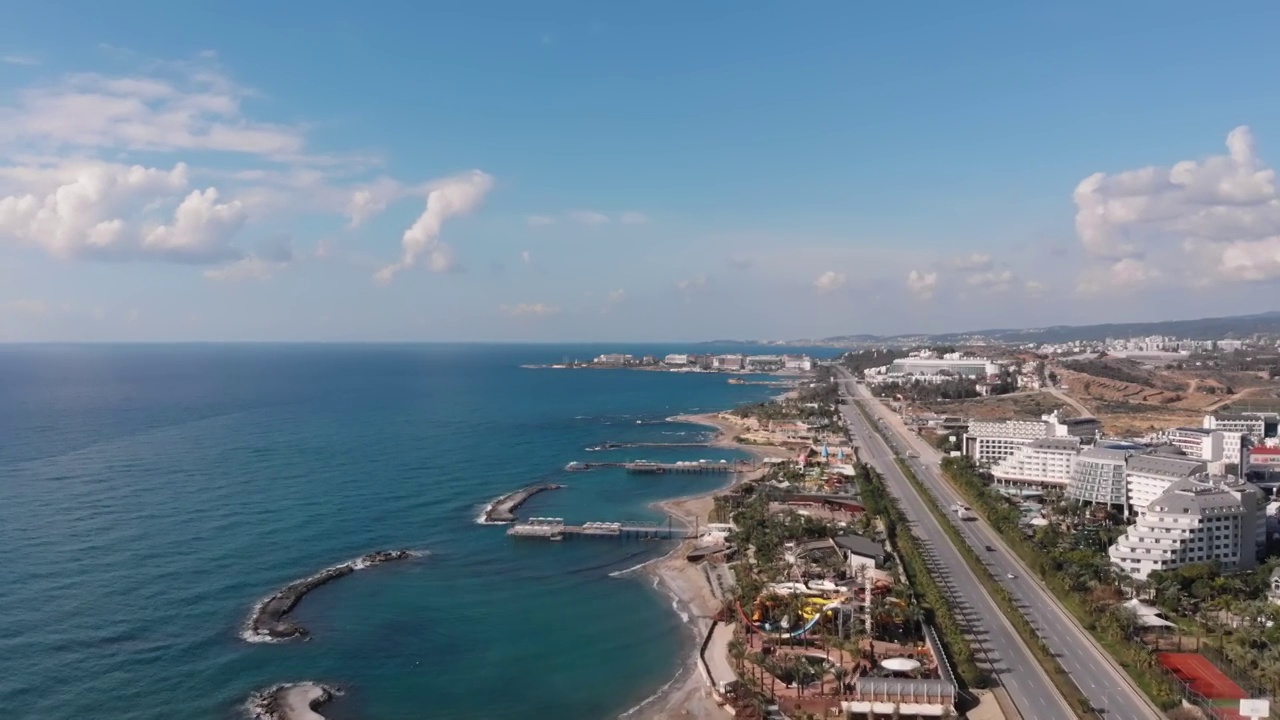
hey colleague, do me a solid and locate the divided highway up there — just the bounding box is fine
[835,367,1162,720]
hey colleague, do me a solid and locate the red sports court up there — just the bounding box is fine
[1158,652,1251,720]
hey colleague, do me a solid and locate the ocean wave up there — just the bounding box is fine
[607,555,662,578]
[473,498,506,525]
[245,681,342,720]
[617,664,683,719]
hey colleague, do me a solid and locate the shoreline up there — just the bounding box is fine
[246,682,341,720]
[626,411,786,720]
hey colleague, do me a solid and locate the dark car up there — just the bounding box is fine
[984,545,995,552]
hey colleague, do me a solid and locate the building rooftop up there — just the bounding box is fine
[1026,437,1083,451]
[1126,453,1206,478]
[1078,446,1133,463]
[1148,475,1259,515]
[832,534,886,559]
[1171,426,1213,436]
[1061,416,1102,426]
[1213,413,1264,422]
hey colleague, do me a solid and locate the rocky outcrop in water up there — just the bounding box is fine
[483,483,563,523]
[246,682,340,720]
[244,550,417,642]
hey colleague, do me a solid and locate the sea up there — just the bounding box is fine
[0,343,832,720]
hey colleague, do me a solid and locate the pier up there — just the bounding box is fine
[507,517,696,540]
[586,441,711,451]
[565,460,755,474]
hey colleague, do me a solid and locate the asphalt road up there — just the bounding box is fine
[835,369,1162,720]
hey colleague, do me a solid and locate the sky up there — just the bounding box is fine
[3,2,1280,342]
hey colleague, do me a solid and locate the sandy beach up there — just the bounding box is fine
[629,412,786,719]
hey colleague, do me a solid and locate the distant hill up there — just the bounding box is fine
[768,311,1280,348]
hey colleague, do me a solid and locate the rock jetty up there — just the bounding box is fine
[246,682,340,720]
[483,483,563,523]
[244,550,417,642]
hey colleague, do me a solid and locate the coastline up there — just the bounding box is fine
[627,411,786,720]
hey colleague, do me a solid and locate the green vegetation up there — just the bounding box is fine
[852,463,987,689]
[940,456,1188,709]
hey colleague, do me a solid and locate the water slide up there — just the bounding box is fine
[737,600,855,639]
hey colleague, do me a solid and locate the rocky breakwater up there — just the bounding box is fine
[243,550,418,642]
[482,483,563,523]
[247,682,342,720]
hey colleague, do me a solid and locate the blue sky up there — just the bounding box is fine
[2,2,1280,341]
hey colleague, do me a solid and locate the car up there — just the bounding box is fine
[984,545,995,552]
[1005,573,1016,579]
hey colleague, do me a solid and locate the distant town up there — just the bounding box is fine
[529,352,816,373]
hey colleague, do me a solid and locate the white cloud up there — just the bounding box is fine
[1024,279,1045,297]
[950,252,992,272]
[374,170,494,284]
[344,178,403,228]
[568,210,610,226]
[2,55,39,66]
[526,214,555,227]
[0,66,306,159]
[144,187,246,261]
[204,255,275,282]
[607,288,626,304]
[1072,125,1280,284]
[676,274,708,292]
[521,250,532,264]
[0,160,224,260]
[813,270,847,294]
[906,269,937,300]
[620,211,649,225]
[1077,258,1162,295]
[965,269,1014,293]
[500,302,559,317]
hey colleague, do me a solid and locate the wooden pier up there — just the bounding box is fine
[507,517,696,540]
[565,460,755,474]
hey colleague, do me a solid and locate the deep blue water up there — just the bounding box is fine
[0,344,827,720]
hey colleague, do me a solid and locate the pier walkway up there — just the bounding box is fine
[507,517,696,540]
[565,460,755,474]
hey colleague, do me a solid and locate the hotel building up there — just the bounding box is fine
[1109,474,1266,580]
[989,437,1081,489]
[964,411,1101,466]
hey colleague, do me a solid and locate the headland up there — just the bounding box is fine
[243,550,418,642]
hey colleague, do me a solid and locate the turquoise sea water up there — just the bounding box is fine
[0,344,824,720]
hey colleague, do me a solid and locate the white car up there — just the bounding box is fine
[1006,573,1016,579]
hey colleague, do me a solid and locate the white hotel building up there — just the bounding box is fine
[1065,446,1136,512]
[964,411,1102,467]
[989,437,1081,489]
[1162,427,1245,465]
[1109,474,1266,581]
[1123,452,1208,515]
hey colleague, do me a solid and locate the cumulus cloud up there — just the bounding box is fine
[1077,258,1163,296]
[620,211,649,225]
[906,269,937,300]
[344,178,403,228]
[2,55,39,66]
[1072,125,1280,284]
[526,214,555,227]
[568,210,610,226]
[950,252,993,272]
[965,268,1014,293]
[1024,279,1046,297]
[374,170,494,284]
[813,270,847,294]
[0,161,255,261]
[143,187,246,261]
[500,302,559,317]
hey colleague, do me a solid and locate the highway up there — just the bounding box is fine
[834,367,1162,720]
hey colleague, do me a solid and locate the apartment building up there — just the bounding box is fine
[989,437,1081,489]
[1125,452,1208,514]
[1204,413,1268,440]
[1066,446,1137,513]
[663,353,690,366]
[1109,474,1266,580]
[712,354,745,370]
[1163,427,1245,465]
[964,411,1101,466]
